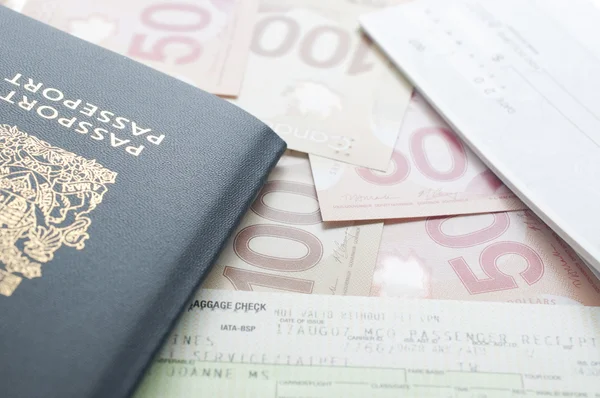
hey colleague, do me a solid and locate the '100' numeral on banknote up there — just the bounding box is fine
[203,152,382,296]
[251,12,374,74]
[222,177,323,294]
[232,0,412,170]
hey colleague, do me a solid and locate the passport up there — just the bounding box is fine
[0,6,285,398]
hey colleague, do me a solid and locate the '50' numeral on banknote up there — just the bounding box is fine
[128,3,210,65]
[428,213,544,294]
[358,127,467,185]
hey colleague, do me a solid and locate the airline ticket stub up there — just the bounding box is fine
[134,289,600,397]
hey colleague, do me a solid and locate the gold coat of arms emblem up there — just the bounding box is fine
[0,124,117,296]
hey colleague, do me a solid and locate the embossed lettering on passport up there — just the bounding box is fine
[0,72,167,158]
[0,124,117,296]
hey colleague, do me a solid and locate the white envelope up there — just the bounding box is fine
[361,0,600,274]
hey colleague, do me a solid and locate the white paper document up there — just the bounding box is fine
[360,0,600,275]
[135,289,600,397]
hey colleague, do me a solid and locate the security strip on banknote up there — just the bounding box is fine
[134,289,600,397]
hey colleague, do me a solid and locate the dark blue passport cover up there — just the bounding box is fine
[0,6,285,398]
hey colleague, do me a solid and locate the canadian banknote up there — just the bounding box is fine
[202,151,383,296]
[21,0,258,96]
[230,0,412,170]
[311,92,527,221]
[371,210,600,306]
